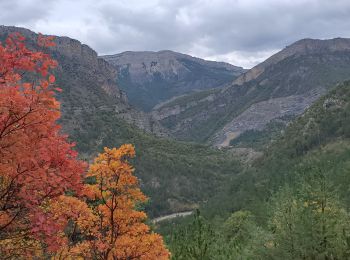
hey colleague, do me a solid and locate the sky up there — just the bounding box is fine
[1,0,350,68]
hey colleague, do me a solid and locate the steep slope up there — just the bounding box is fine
[162,81,350,260]
[0,25,165,136]
[154,38,350,145]
[0,26,242,217]
[102,51,245,111]
[204,80,350,218]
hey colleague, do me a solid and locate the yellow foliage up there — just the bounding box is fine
[82,145,170,259]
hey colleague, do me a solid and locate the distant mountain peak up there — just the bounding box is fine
[102,50,246,111]
[153,36,350,145]
[234,37,350,86]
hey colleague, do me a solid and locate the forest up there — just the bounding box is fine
[1,29,350,260]
[161,81,350,259]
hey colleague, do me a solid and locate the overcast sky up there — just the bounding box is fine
[1,0,350,68]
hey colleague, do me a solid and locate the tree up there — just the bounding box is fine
[83,145,170,259]
[268,163,350,259]
[170,210,214,260]
[0,33,86,257]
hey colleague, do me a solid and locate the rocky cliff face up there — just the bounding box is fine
[102,50,245,111]
[153,37,350,146]
[0,26,166,137]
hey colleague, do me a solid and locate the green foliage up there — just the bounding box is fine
[222,211,255,243]
[169,210,215,260]
[165,156,350,259]
[68,109,242,217]
[160,88,221,110]
[266,166,350,259]
[157,51,350,142]
[229,119,289,150]
[205,81,350,219]
[167,81,350,259]
[164,210,270,260]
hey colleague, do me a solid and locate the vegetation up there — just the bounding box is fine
[3,30,350,259]
[0,27,243,219]
[158,88,220,110]
[229,117,291,150]
[162,81,350,259]
[156,49,350,143]
[0,34,168,259]
[69,103,242,218]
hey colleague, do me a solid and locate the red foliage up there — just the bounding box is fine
[0,33,86,256]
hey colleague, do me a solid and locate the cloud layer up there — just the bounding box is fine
[1,0,350,68]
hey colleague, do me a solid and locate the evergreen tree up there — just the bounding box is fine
[169,210,215,260]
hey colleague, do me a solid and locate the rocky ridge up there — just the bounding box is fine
[153,37,350,146]
[0,25,166,136]
[102,50,245,111]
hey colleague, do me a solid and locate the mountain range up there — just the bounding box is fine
[2,25,350,218]
[153,37,350,146]
[0,26,241,217]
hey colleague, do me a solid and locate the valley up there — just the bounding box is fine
[2,26,349,220]
[3,1,350,258]
[0,26,242,218]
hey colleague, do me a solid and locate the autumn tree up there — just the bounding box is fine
[0,33,86,257]
[83,145,170,259]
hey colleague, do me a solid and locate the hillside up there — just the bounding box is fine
[0,26,242,217]
[72,109,242,217]
[205,80,350,218]
[161,81,350,259]
[0,25,165,136]
[154,38,350,145]
[102,51,245,111]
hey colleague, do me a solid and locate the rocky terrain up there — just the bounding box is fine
[153,37,350,146]
[102,51,245,111]
[212,88,324,147]
[0,25,166,137]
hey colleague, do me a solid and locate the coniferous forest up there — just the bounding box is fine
[2,1,350,259]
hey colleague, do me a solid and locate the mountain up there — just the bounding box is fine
[204,80,350,219]
[102,51,246,111]
[0,26,242,217]
[153,38,350,146]
[0,25,165,137]
[161,80,350,260]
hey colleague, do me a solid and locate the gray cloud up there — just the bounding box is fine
[0,0,53,24]
[1,0,350,68]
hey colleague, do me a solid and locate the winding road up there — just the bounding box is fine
[152,211,193,223]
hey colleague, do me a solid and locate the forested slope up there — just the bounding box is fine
[164,81,350,259]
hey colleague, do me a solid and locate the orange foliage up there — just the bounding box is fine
[0,33,169,259]
[82,145,170,259]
